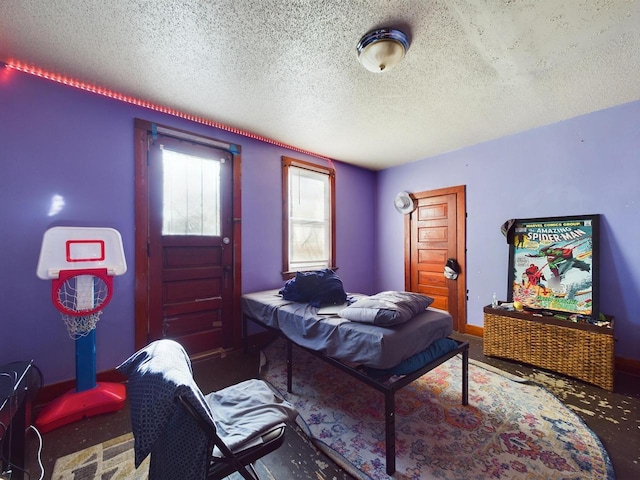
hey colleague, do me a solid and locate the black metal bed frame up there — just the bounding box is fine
[243,313,469,476]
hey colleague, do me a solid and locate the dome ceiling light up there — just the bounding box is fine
[356,28,409,73]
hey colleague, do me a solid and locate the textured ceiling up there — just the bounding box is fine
[1,0,639,170]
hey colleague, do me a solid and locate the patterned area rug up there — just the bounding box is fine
[52,433,148,480]
[260,340,615,480]
[51,432,274,480]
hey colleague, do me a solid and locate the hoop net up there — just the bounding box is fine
[52,269,113,339]
[61,311,103,340]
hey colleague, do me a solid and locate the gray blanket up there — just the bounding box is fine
[117,339,213,480]
[241,290,453,369]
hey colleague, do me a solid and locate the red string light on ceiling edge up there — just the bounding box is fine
[3,60,334,165]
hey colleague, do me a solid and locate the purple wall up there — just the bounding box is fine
[2,65,636,387]
[0,69,376,384]
[240,144,377,294]
[377,100,640,361]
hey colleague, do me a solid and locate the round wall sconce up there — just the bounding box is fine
[394,191,416,214]
[356,29,409,73]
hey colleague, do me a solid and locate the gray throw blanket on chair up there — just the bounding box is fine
[117,340,214,480]
[117,339,297,480]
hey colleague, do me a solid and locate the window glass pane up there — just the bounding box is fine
[162,147,220,235]
[290,222,328,269]
[288,166,330,270]
[290,168,327,221]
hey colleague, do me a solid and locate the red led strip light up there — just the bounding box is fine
[4,60,333,163]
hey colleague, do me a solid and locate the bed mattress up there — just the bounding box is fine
[241,289,453,369]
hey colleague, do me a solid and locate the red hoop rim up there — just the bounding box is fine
[51,268,114,316]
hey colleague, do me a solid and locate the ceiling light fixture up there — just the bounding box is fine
[356,28,409,73]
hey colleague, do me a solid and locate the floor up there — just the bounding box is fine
[21,333,640,479]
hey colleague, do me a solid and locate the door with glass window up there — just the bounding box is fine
[142,132,234,354]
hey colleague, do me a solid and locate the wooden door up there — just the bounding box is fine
[134,120,240,355]
[405,186,466,332]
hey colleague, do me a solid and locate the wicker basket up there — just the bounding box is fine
[483,307,615,391]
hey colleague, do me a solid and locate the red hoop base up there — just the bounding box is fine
[35,382,126,433]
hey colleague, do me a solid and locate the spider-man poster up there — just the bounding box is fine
[507,215,600,319]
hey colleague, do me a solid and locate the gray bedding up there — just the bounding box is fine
[241,289,453,369]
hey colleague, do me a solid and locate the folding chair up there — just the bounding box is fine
[117,339,296,480]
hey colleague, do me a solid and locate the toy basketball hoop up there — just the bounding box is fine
[37,227,126,339]
[35,226,128,433]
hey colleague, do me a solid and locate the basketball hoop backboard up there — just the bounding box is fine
[36,227,127,279]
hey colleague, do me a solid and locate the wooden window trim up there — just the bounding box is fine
[281,156,336,279]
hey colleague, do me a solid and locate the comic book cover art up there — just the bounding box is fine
[509,216,599,317]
